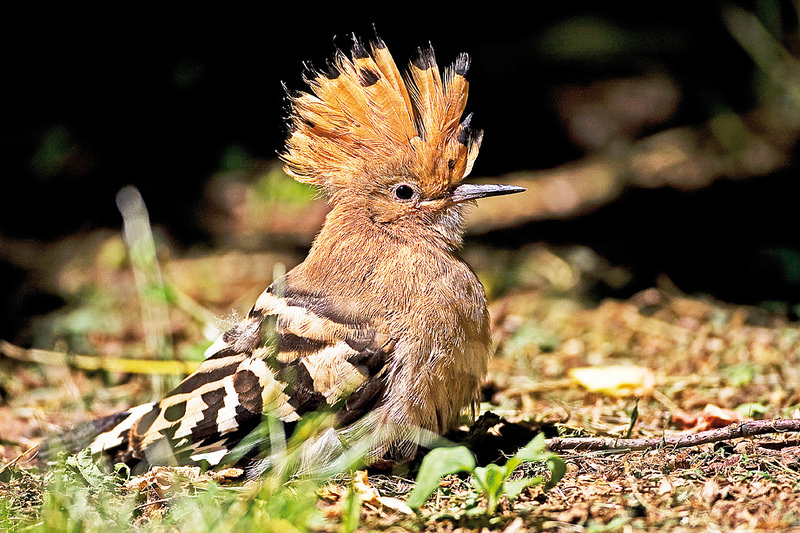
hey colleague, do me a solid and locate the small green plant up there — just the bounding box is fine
[34,449,134,532]
[406,432,565,513]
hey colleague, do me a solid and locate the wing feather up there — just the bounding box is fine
[81,274,394,472]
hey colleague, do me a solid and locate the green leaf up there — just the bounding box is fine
[472,464,505,495]
[66,448,109,488]
[512,432,550,463]
[545,456,567,490]
[504,476,545,501]
[406,446,476,509]
[472,464,506,511]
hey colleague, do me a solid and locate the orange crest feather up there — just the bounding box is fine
[281,35,482,199]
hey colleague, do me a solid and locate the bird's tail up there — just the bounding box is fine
[39,402,156,467]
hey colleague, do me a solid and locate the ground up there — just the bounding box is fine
[1,199,799,531]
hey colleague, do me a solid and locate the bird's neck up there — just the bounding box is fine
[292,203,468,305]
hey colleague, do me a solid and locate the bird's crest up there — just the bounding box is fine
[281,35,482,199]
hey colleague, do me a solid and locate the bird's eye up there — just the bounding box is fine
[392,183,416,201]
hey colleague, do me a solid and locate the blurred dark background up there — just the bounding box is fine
[3,2,800,343]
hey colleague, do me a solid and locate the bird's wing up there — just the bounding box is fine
[86,277,394,471]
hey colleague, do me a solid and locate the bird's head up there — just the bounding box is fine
[281,34,524,247]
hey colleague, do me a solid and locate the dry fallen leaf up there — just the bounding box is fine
[671,403,748,432]
[320,471,414,521]
[352,470,414,516]
[568,365,655,397]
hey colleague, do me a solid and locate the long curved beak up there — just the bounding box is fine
[451,183,527,203]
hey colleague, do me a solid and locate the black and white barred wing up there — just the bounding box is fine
[84,278,394,473]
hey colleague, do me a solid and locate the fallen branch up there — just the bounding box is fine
[546,418,800,453]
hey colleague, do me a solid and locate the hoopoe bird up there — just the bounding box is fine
[50,34,525,476]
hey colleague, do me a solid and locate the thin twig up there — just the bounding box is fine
[0,340,199,375]
[546,418,800,453]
